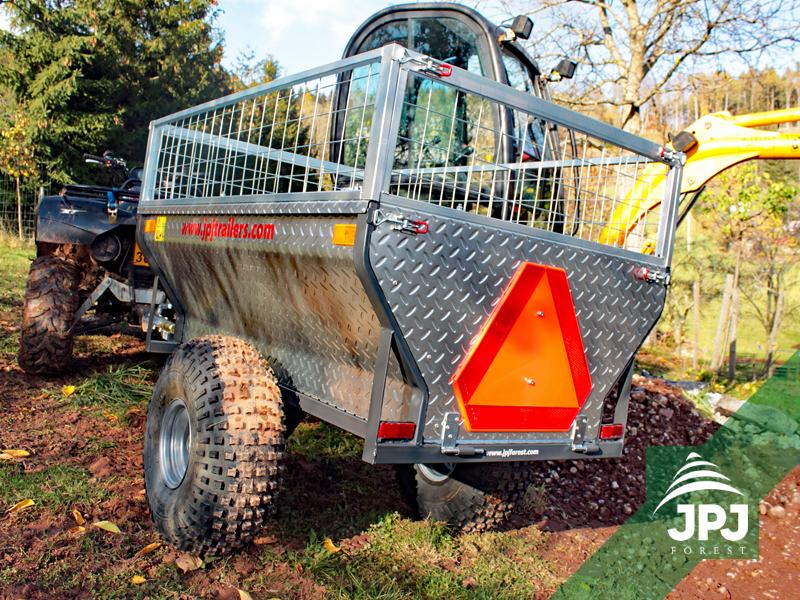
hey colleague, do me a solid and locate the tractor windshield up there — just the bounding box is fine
[358,17,486,76]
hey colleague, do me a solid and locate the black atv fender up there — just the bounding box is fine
[36,194,138,246]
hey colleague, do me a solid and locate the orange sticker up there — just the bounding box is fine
[144,219,156,233]
[332,224,357,246]
[133,243,148,266]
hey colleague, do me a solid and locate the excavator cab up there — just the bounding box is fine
[340,3,576,230]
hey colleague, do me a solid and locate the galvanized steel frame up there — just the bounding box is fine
[136,44,684,465]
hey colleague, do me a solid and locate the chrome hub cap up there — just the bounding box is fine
[160,398,191,489]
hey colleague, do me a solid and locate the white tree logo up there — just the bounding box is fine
[657,452,749,542]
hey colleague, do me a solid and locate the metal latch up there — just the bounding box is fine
[634,267,670,286]
[373,210,428,234]
[400,53,453,77]
[106,189,118,225]
[571,415,599,454]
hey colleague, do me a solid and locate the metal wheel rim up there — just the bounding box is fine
[160,398,191,489]
[418,463,456,483]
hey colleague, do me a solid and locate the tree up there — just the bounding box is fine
[0,0,231,184]
[739,201,800,374]
[231,46,280,92]
[0,109,36,239]
[487,0,800,132]
[699,164,798,373]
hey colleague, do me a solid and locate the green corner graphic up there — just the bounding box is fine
[553,351,800,600]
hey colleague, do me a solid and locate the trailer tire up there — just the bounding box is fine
[394,462,530,532]
[144,335,285,557]
[19,256,81,376]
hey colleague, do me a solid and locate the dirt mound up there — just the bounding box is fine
[518,375,718,532]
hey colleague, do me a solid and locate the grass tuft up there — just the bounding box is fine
[71,363,156,408]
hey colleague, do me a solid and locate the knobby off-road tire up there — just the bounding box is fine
[18,255,81,376]
[394,462,531,532]
[144,335,286,556]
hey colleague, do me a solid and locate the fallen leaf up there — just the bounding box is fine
[101,410,119,422]
[67,526,86,535]
[131,575,147,585]
[7,499,34,513]
[72,510,85,525]
[253,535,280,545]
[237,590,253,600]
[294,561,303,574]
[137,489,146,496]
[93,520,121,533]
[0,449,30,459]
[462,576,477,589]
[134,542,162,558]
[175,553,203,573]
[324,538,341,553]
[62,385,76,397]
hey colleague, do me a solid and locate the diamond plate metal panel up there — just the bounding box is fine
[144,211,409,421]
[138,199,370,217]
[369,197,667,443]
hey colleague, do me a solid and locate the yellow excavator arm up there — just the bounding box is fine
[599,107,800,248]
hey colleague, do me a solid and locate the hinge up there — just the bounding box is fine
[571,415,599,454]
[439,413,483,457]
[441,413,459,455]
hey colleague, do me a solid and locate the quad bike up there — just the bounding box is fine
[18,151,171,376]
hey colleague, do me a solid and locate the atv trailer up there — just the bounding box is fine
[135,40,683,555]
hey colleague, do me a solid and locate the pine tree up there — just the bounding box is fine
[0,0,231,184]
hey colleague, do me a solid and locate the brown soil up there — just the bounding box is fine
[1,307,797,599]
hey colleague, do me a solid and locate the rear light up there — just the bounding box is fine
[600,424,625,440]
[378,422,415,440]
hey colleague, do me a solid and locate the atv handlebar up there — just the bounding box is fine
[84,152,129,181]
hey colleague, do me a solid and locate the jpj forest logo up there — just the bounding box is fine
[655,452,753,557]
[180,217,275,242]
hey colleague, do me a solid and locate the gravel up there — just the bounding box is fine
[525,375,719,531]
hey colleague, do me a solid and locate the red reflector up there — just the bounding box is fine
[452,262,592,432]
[378,422,415,440]
[600,424,625,440]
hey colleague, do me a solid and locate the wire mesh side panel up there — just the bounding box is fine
[151,62,382,202]
[389,73,670,256]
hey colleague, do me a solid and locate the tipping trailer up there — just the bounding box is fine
[136,4,685,555]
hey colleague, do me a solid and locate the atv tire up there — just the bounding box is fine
[19,256,81,376]
[394,462,530,532]
[144,335,286,556]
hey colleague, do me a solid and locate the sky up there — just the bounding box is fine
[215,0,404,76]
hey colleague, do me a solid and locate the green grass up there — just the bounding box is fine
[71,363,157,407]
[287,515,558,600]
[0,233,34,310]
[288,419,364,460]
[0,463,117,513]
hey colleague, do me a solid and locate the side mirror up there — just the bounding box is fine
[511,15,533,40]
[669,131,698,153]
[547,59,577,82]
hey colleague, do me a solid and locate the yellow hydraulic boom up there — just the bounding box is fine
[599,107,800,248]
